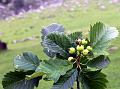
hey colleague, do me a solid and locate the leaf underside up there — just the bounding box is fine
[87,55,110,69]
[41,23,64,40]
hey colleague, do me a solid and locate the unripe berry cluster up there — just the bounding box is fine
[68,39,93,62]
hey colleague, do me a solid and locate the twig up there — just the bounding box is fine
[76,67,80,89]
[76,56,81,89]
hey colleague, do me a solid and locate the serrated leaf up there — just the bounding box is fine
[80,70,108,89]
[14,52,41,72]
[2,71,42,89]
[31,59,73,82]
[41,23,64,40]
[87,55,110,69]
[43,48,56,58]
[68,32,82,43]
[90,22,119,55]
[52,69,77,89]
[42,33,72,58]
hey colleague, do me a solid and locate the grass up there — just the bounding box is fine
[0,1,120,89]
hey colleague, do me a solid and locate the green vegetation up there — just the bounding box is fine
[0,1,120,89]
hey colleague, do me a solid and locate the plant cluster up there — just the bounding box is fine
[2,22,119,89]
[68,39,92,61]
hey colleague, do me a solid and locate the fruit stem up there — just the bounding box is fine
[77,67,80,89]
[76,56,81,89]
[76,56,81,69]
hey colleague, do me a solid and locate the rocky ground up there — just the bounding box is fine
[0,0,120,20]
[0,0,63,19]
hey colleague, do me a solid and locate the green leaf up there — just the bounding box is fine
[31,59,73,82]
[52,69,77,89]
[14,52,41,72]
[2,71,42,89]
[68,32,82,43]
[41,23,64,40]
[90,22,119,55]
[42,33,72,58]
[87,55,110,69]
[80,70,108,89]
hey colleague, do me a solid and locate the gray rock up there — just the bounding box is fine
[12,36,39,44]
[0,0,64,19]
[0,32,4,35]
[99,5,106,10]
[108,46,119,52]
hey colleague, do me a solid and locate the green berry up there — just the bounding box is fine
[87,46,92,51]
[82,49,89,55]
[77,51,80,55]
[69,47,75,54]
[68,57,74,62]
[81,39,88,45]
[77,45,84,51]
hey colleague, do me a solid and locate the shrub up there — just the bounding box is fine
[2,22,119,89]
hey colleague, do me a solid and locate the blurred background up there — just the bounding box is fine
[0,0,120,89]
